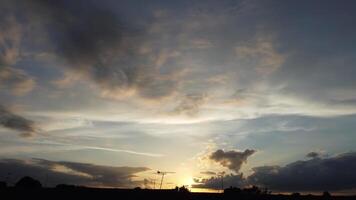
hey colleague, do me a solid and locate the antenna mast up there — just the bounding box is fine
[157,171,175,189]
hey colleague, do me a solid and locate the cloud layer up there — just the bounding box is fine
[193,173,245,189]
[17,0,183,101]
[248,152,356,192]
[0,158,149,188]
[196,152,356,192]
[1,0,356,118]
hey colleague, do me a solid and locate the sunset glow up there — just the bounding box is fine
[0,0,356,195]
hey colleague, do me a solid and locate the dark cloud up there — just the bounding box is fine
[194,149,255,189]
[35,1,124,66]
[26,0,141,95]
[306,151,320,159]
[1,0,356,109]
[0,158,150,188]
[200,171,216,176]
[8,0,179,100]
[195,152,356,192]
[248,152,356,192]
[260,1,356,105]
[193,173,246,189]
[210,149,256,173]
[0,104,36,137]
[0,0,183,102]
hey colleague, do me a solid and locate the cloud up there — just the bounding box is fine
[260,1,356,106]
[195,152,356,192]
[0,0,189,105]
[210,149,256,173]
[0,15,22,66]
[235,38,285,76]
[0,158,150,188]
[0,15,35,96]
[172,94,207,116]
[188,38,213,49]
[0,67,36,96]
[35,140,164,158]
[193,173,246,189]
[200,171,216,176]
[0,104,36,137]
[14,0,181,100]
[306,151,321,159]
[0,0,355,118]
[248,152,356,192]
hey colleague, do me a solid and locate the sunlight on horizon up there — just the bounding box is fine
[0,0,356,195]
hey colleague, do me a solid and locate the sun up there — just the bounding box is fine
[180,176,195,188]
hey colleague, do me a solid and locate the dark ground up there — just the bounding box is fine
[1,187,355,200]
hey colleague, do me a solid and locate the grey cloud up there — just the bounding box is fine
[2,0,355,115]
[210,149,256,173]
[0,13,35,96]
[200,171,216,176]
[0,66,35,96]
[172,94,207,116]
[0,158,150,188]
[0,0,282,113]
[0,104,36,137]
[11,0,180,100]
[248,152,356,192]
[260,1,356,105]
[193,173,246,189]
[0,16,21,66]
[195,152,356,192]
[235,38,285,76]
[306,151,320,159]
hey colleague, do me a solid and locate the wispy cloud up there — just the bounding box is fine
[35,140,164,157]
[0,104,37,137]
[0,67,36,96]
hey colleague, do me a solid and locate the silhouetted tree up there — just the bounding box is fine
[15,176,42,189]
[178,186,190,193]
[258,187,271,195]
[292,192,300,196]
[323,191,332,199]
[243,185,262,195]
[224,186,241,194]
[134,187,141,190]
[0,181,7,189]
[291,192,301,199]
[56,184,77,189]
[323,191,331,197]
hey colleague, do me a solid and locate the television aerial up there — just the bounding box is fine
[156,171,175,189]
[148,178,156,189]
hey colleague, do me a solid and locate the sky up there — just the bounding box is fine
[0,0,356,194]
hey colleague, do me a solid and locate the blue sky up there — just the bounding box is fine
[0,0,356,193]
